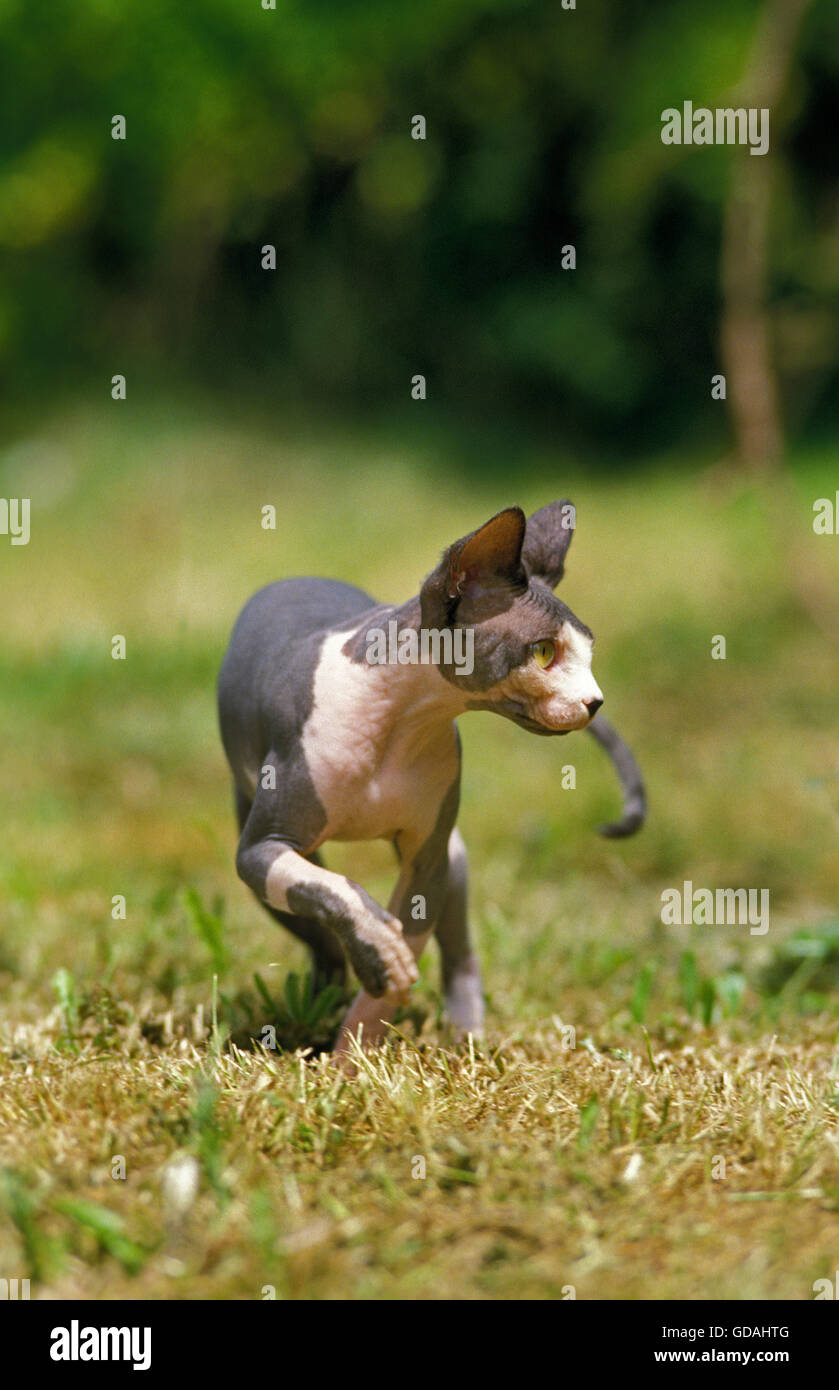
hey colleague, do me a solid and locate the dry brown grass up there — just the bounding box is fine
[2,1007,839,1300]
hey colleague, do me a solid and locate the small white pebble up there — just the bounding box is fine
[161,1153,200,1219]
[622,1152,643,1184]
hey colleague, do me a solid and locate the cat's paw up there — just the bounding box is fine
[346,908,418,1001]
[445,955,485,1038]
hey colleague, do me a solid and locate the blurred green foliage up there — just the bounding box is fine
[0,0,837,450]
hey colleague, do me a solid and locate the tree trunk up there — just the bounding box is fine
[719,0,813,473]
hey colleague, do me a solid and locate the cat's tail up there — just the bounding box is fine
[586,714,646,837]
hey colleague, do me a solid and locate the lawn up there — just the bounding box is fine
[0,397,838,1299]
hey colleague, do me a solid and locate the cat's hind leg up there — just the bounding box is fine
[434,829,485,1037]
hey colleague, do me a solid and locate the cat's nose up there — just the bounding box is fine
[584,697,603,718]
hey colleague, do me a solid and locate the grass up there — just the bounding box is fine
[0,398,838,1299]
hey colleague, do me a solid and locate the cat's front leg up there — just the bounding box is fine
[333,926,433,1059]
[333,806,462,1061]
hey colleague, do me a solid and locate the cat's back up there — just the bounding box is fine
[227,577,374,655]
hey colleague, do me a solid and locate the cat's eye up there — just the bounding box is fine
[532,639,556,669]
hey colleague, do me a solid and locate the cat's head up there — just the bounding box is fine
[419,503,603,735]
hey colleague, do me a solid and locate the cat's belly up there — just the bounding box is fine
[308,741,458,846]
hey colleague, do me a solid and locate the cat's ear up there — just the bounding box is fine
[420,507,526,627]
[450,507,527,596]
[521,499,576,589]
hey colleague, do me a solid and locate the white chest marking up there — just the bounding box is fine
[300,630,459,845]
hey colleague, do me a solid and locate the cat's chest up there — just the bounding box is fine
[300,632,460,844]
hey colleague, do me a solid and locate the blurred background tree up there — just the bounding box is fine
[0,0,836,462]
